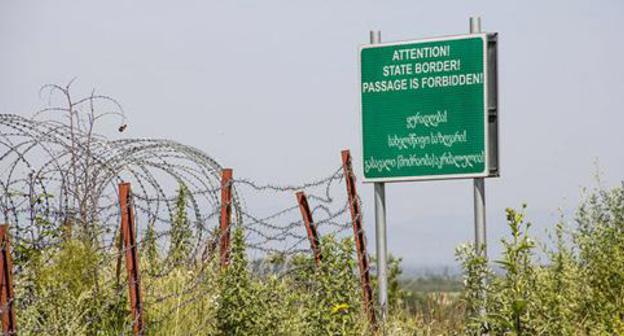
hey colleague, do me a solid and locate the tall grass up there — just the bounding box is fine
[10,183,624,335]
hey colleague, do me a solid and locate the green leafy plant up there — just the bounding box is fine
[456,242,490,335]
[487,206,538,335]
[300,235,366,336]
[168,183,193,265]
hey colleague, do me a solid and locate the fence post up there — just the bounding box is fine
[0,225,16,335]
[119,182,145,336]
[295,192,321,265]
[341,150,377,330]
[219,168,233,268]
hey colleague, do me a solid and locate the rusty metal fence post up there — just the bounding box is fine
[119,182,145,336]
[296,192,321,266]
[341,150,377,330]
[219,168,233,268]
[0,225,16,335]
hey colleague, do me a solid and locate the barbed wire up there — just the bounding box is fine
[0,83,374,334]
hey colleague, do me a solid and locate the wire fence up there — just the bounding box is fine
[0,83,375,335]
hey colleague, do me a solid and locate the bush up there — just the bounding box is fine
[456,183,624,335]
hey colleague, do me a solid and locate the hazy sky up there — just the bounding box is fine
[1,0,623,267]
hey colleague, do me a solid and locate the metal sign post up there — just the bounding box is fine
[370,30,390,331]
[471,17,488,258]
[375,181,388,323]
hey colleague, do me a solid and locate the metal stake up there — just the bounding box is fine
[295,191,322,266]
[119,182,145,336]
[219,168,233,268]
[0,225,16,335]
[341,150,377,330]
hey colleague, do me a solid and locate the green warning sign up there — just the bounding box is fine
[360,33,497,182]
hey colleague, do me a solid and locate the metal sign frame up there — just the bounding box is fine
[359,33,498,183]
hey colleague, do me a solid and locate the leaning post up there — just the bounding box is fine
[341,149,377,331]
[219,168,233,268]
[119,182,145,336]
[295,191,322,265]
[0,225,16,335]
